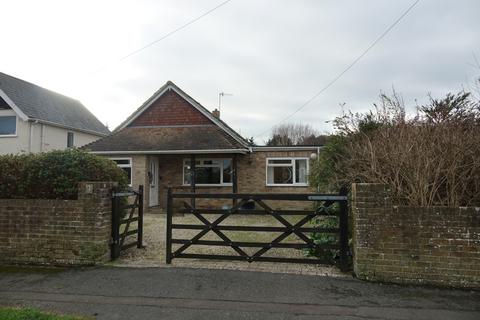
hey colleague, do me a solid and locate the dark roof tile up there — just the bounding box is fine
[83,125,247,152]
[0,72,109,135]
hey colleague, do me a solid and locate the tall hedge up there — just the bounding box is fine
[0,149,128,199]
[310,91,480,206]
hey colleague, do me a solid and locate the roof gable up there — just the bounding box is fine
[116,81,249,148]
[0,72,110,136]
[0,96,11,110]
[129,90,213,127]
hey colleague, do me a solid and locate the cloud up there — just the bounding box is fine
[0,0,478,142]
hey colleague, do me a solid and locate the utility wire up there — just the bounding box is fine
[254,0,421,138]
[91,0,233,74]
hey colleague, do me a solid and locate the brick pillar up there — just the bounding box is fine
[78,182,117,263]
[351,183,391,279]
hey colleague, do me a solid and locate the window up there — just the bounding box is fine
[67,132,74,147]
[110,158,132,186]
[0,116,16,136]
[183,158,232,186]
[266,158,308,186]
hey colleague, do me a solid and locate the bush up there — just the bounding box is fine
[0,149,128,199]
[305,204,340,262]
[311,91,480,206]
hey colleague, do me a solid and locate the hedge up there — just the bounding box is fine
[0,149,128,199]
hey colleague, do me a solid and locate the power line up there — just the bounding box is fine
[254,0,421,138]
[91,0,233,74]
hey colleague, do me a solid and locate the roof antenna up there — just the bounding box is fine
[218,92,233,113]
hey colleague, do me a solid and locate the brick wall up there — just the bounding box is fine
[352,183,480,288]
[0,182,114,266]
[129,90,213,126]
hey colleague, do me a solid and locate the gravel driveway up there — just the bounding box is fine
[114,213,346,277]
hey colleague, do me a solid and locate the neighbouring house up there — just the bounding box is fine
[84,81,321,210]
[0,72,109,154]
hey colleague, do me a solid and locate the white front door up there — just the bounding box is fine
[149,157,159,207]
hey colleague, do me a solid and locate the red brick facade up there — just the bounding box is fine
[129,90,213,127]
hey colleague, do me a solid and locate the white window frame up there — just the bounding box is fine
[110,157,133,186]
[265,157,309,187]
[182,158,233,187]
[0,115,17,137]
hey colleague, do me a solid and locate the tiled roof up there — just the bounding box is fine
[0,72,109,135]
[115,81,249,148]
[83,125,248,153]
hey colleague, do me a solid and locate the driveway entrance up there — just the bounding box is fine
[113,213,345,277]
[165,189,349,270]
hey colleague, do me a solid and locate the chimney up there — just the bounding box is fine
[212,108,220,119]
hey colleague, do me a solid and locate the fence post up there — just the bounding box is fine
[137,185,144,248]
[166,187,173,264]
[338,186,349,272]
[111,186,121,260]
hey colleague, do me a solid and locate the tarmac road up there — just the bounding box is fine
[0,266,479,319]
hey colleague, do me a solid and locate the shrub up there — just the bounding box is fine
[0,149,128,199]
[305,204,340,262]
[310,91,480,206]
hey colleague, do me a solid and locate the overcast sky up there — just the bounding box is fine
[1,0,479,142]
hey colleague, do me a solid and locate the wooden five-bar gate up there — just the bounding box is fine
[166,188,349,271]
[111,185,144,260]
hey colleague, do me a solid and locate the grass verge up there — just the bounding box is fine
[0,307,88,320]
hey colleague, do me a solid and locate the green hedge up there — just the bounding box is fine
[0,149,128,199]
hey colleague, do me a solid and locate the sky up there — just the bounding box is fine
[1,0,479,143]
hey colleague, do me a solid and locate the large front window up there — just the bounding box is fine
[0,116,16,136]
[266,158,308,186]
[183,158,232,186]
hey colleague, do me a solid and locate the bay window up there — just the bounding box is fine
[266,158,308,186]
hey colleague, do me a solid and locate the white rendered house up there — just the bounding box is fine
[0,72,109,154]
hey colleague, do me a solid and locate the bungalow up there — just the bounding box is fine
[84,81,320,210]
[0,72,109,154]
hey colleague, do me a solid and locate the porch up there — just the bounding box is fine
[144,153,241,211]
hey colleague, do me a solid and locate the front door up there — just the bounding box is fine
[149,157,159,207]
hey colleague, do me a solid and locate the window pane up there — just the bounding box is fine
[0,116,16,135]
[196,167,221,184]
[295,159,307,183]
[267,166,293,184]
[268,159,292,164]
[122,167,132,185]
[67,132,74,147]
[184,168,191,185]
[184,159,232,185]
[223,159,232,183]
